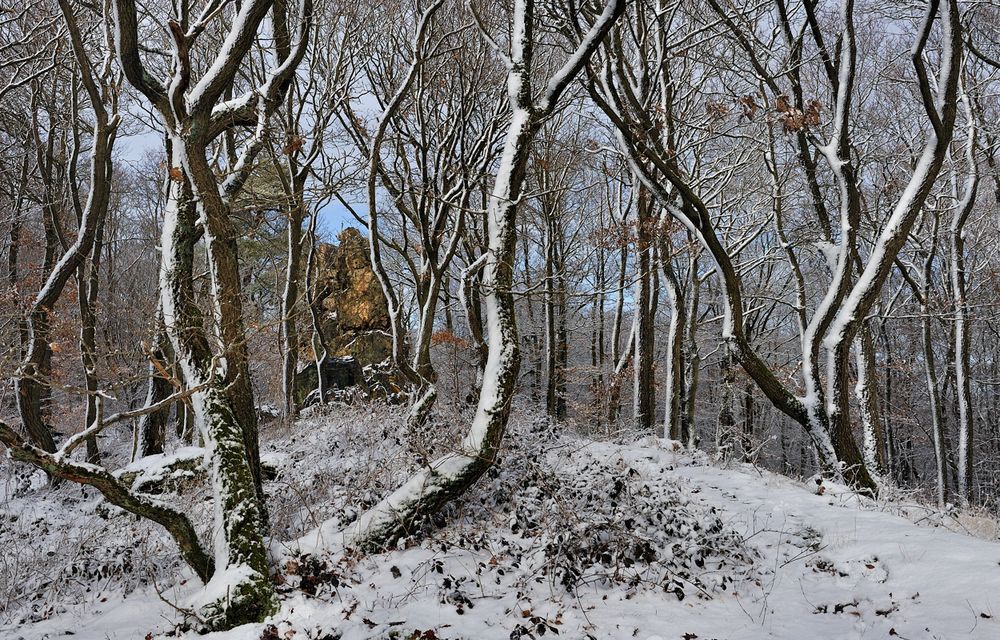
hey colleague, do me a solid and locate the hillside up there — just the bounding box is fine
[3,405,999,640]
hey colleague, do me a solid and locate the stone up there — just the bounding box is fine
[293,356,369,407]
[311,228,394,367]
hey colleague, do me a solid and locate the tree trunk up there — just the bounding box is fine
[77,202,108,464]
[683,252,700,447]
[281,201,305,420]
[717,348,736,458]
[345,104,532,551]
[159,147,276,627]
[633,188,655,432]
[660,233,685,441]
[136,325,172,458]
[742,383,756,463]
[342,0,626,549]
[855,323,887,476]
[920,222,950,507]
[952,100,978,504]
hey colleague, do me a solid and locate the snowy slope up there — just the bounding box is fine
[4,407,1000,640]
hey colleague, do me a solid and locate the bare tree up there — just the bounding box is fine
[111,0,314,626]
[588,0,964,493]
[343,0,626,551]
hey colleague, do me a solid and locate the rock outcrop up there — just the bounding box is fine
[293,227,400,405]
[312,227,393,366]
[292,356,368,407]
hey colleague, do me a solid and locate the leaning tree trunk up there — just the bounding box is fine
[344,105,531,552]
[17,69,117,455]
[342,0,626,551]
[0,419,214,582]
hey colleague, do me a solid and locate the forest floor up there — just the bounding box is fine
[3,403,1000,640]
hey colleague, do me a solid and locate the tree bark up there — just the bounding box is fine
[633,187,655,432]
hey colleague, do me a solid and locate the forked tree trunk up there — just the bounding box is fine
[919,220,950,507]
[952,90,978,505]
[159,149,276,627]
[594,0,961,498]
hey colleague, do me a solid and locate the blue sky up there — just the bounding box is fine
[317,199,366,239]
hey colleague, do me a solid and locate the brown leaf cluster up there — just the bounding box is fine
[776,95,822,132]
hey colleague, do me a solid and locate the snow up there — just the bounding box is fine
[193,563,260,611]
[537,0,624,113]
[823,141,939,353]
[185,0,262,110]
[7,405,1000,639]
[823,0,959,356]
[814,239,839,271]
[114,446,206,494]
[118,446,206,476]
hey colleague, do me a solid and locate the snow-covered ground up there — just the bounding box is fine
[3,404,1000,639]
